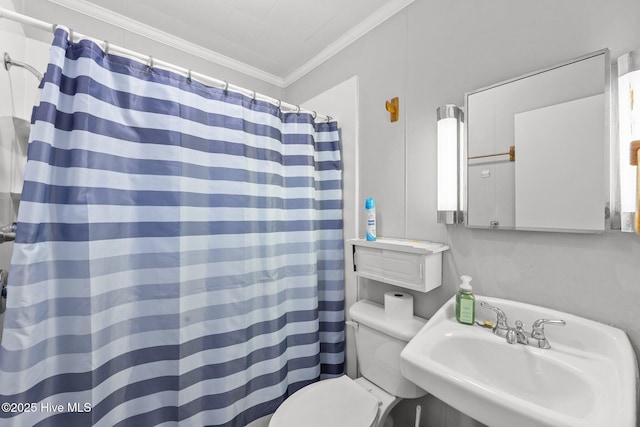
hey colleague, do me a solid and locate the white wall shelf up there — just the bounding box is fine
[347,238,449,293]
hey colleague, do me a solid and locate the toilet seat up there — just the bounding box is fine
[269,375,379,427]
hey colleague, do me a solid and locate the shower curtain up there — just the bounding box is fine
[0,28,344,427]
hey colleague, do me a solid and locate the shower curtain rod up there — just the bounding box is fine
[0,7,333,122]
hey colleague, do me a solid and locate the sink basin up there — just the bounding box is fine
[400,295,638,427]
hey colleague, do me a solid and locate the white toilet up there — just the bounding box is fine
[269,299,427,427]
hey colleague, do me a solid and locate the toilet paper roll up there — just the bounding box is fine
[384,291,414,320]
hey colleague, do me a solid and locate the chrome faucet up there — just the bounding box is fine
[480,301,565,349]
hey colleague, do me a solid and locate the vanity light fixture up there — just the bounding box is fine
[436,104,464,224]
[618,50,640,234]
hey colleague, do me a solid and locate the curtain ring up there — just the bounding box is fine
[251,90,256,102]
[312,111,317,119]
[276,99,282,109]
[69,28,74,43]
[326,115,333,122]
[147,56,154,73]
[187,69,192,82]
[296,105,301,114]
[103,40,109,56]
[223,81,229,95]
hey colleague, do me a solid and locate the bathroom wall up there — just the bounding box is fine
[285,1,640,426]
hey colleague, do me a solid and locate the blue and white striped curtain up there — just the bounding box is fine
[0,28,344,426]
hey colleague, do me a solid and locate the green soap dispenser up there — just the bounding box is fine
[456,275,475,325]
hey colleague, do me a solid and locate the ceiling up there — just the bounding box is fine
[12,0,414,87]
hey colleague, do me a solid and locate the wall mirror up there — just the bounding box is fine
[464,49,610,233]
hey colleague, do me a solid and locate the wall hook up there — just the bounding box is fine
[385,97,399,122]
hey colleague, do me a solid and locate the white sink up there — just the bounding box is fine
[400,295,638,427]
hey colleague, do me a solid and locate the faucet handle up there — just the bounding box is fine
[531,319,565,348]
[480,301,509,330]
[531,319,566,338]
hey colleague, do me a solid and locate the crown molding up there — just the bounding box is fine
[47,0,286,87]
[282,0,415,87]
[47,0,415,89]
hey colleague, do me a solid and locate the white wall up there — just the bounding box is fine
[285,1,640,425]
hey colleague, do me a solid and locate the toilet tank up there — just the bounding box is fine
[349,300,427,399]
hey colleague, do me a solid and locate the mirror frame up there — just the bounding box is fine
[463,49,614,232]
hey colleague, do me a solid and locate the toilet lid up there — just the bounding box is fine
[269,376,379,427]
